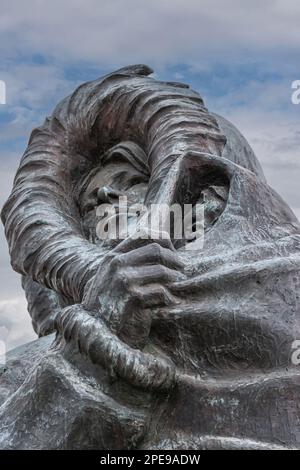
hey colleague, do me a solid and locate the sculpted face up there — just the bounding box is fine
[80,153,149,246]
[79,146,229,251]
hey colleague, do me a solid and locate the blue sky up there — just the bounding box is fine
[0,0,300,349]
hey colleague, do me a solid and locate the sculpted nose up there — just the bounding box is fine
[97,186,123,204]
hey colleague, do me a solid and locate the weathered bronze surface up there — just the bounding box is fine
[1,65,300,449]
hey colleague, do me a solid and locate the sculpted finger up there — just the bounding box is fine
[113,228,175,254]
[126,265,186,285]
[132,284,180,308]
[113,242,184,271]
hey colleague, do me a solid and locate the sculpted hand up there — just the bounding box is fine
[82,233,185,349]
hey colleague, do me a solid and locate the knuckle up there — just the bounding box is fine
[151,242,163,259]
[157,265,168,277]
[156,285,166,296]
[110,255,123,270]
[114,268,127,287]
[130,287,143,303]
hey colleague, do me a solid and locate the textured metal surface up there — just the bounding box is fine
[1,65,300,449]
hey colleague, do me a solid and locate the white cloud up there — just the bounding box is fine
[204,78,300,208]
[292,208,300,221]
[1,64,72,108]
[0,298,36,351]
[0,163,34,353]
[0,64,78,146]
[0,0,300,66]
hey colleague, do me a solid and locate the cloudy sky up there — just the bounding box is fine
[0,0,299,351]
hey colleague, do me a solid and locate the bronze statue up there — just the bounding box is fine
[1,65,300,449]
